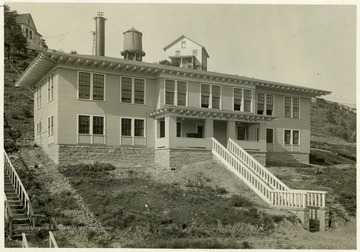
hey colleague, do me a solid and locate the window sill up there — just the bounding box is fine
[78,98,106,102]
[120,102,146,106]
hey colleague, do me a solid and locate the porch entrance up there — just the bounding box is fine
[213,120,227,146]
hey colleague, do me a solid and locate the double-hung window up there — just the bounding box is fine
[36,122,42,135]
[78,115,105,144]
[165,80,187,106]
[120,118,146,145]
[121,77,145,104]
[234,88,253,112]
[47,73,54,102]
[201,84,220,109]
[47,115,54,144]
[36,85,41,109]
[234,88,242,111]
[284,129,300,145]
[78,72,105,101]
[244,89,253,112]
[257,93,274,116]
[284,97,300,118]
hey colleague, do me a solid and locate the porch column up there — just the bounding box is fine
[165,115,177,148]
[205,118,214,138]
[227,120,236,140]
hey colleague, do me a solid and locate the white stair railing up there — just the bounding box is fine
[212,138,326,208]
[227,139,290,191]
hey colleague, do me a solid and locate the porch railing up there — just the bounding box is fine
[4,150,35,225]
[212,138,327,208]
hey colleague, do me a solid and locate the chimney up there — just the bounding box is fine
[94,12,106,56]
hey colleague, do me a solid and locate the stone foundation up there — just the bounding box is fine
[288,207,310,231]
[155,148,213,170]
[44,144,155,167]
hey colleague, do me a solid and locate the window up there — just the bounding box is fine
[212,86,221,109]
[181,41,186,48]
[176,122,182,137]
[165,80,175,105]
[78,115,105,135]
[78,72,105,100]
[257,93,274,116]
[284,130,291,145]
[134,79,145,104]
[47,73,54,102]
[165,80,187,106]
[293,98,299,118]
[160,120,165,138]
[36,85,41,109]
[121,77,145,104]
[26,28,28,38]
[36,122,42,135]
[193,50,198,56]
[244,89,252,112]
[266,128,273,143]
[266,95,273,116]
[121,77,132,103]
[175,50,180,56]
[284,97,300,118]
[78,115,90,134]
[201,84,220,109]
[284,129,300,145]
[29,30,32,39]
[93,74,104,100]
[79,72,91,99]
[134,119,144,137]
[121,118,132,136]
[201,84,210,108]
[234,88,242,111]
[177,81,187,106]
[257,93,265,115]
[48,116,54,136]
[237,125,246,140]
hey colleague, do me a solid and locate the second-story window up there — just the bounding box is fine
[165,80,175,105]
[284,96,300,118]
[165,80,187,106]
[234,88,242,111]
[257,93,274,116]
[78,72,105,101]
[244,89,252,112]
[201,84,210,108]
[47,73,54,102]
[212,86,221,109]
[121,77,145,104]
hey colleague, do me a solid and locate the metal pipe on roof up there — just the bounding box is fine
[94,12,106,56]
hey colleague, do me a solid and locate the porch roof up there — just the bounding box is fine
[148,106,275,122]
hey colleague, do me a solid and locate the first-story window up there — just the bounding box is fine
[93,116,104,135]
[284,129,300,145]
[160,120,165,138]
[78,115,106,144]
[266,128,273,144]
[121,118,132,136]
[79,115,90,134]
[134,119,144,137]
[237,125,246,140]
[36,122,42,135]
[48,116,54,136]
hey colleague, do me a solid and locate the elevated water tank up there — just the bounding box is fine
[121,27,146,61]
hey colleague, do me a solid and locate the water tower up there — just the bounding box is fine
[121,27,146,61]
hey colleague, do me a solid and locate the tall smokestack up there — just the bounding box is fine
[94,12,106,56]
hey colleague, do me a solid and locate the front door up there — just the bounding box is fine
[266,128,274,151]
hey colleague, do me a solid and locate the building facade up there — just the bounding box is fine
[15,13,43,51]
[15,51,330,168]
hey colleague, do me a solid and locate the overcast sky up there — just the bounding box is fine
[7,1,357,107]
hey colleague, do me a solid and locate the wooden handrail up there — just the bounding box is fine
[212,138,327,208]
[49,231,59,248]
[227,139,291,191]
[4,193,14,237]
[4,150,35,225]
[22,233,29,248]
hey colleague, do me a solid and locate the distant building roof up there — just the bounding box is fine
[163,35,210,58]
[15,13,42,36]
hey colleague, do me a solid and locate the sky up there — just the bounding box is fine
[6,1,357,107]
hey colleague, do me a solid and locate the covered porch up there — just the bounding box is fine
[148,106,274,151]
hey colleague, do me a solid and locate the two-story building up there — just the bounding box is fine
[14,49,330,169]
[15,13,44,51]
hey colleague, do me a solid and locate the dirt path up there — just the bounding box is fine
[14,147,113,248]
